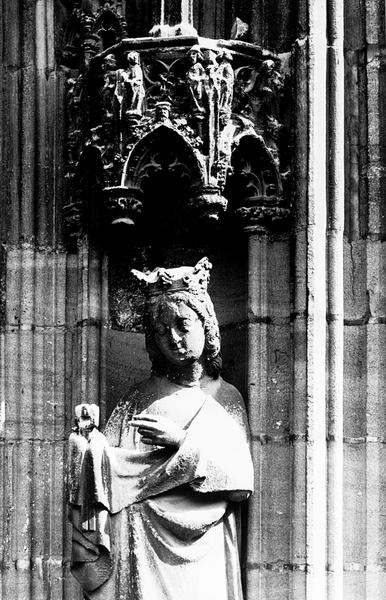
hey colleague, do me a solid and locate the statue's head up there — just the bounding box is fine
[104,53,117,71]
[155,101,171,122]
[261,59,276,75]
[126,51,140,65]
[187,45,204,63]
[132,258,221,378]
[218,49,233,63]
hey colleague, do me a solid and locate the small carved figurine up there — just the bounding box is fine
[230,17,249,40]
[101,53,117,120]
[67,75,84,132]
[205,50,218,85]
[216,50,234,121]
[186,45,206,114]
[255,59,283,121]
[114,50,145,118]
[203,49,219,104]
[68,258,253,600]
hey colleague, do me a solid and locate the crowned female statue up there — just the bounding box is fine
[68,258,254,600]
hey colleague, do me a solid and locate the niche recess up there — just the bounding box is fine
[61,0,290,418]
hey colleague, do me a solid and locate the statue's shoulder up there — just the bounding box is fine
[114,375,159,410]
[202,376,248,429]
[218,377,245,404]
[103,376,159,443]
[202,375,244,405]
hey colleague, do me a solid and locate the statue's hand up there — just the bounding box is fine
[128,414,186,448]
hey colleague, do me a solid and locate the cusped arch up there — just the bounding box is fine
[122,125,205,192]
[119,125,207,235]
[93,7,127,50]
[61,12,86,68]
[229,133,282,201]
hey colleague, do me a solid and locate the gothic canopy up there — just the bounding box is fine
[61,0,290,244]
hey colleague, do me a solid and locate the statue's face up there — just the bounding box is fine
[126,52,139,65]
[153,300,205,366]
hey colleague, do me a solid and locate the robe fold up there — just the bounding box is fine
[68,378,254,600]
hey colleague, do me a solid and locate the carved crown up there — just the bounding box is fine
[131,257,212,296]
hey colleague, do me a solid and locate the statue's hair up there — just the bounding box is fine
[144,290,222,379]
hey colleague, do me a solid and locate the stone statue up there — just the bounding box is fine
[217,50,234,122]
[67,75,84,132]
[205,49,219,90]
[186,45,206,114]
[101,53,117,120]
[68,258,253,600]
[255,59,283,121]
[114,50,145,118]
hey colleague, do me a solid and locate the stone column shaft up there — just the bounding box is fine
[66,242,109,422]
[326,0,345,597]
[0,2,72,598]
[0,3,108,599]
[245,232,268,600]
[295,1,328,597]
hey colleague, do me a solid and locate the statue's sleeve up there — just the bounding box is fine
[69,395,253,517]
[67,397,253,591]
[178,396,254,499]
[103,387,143,446]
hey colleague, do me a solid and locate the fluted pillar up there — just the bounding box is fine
[291,0,345,597]
[291,1,328,598]
[0,2,68,597]
[326,0,345,598]
[244,229,268,600]
[238,204,291,600]
[0,3,107,599]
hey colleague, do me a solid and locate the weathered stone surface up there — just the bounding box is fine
[106,330,151,418]
[344,573,367,600]
[343,241,367,321]
[343,326,367,438]
[267,238,291,320]
[365,0,386,46]
[344,444,367,565]
[219,323,247,397]
[0,440,70,597]
[344,0,365,51]
[259,572,290,600]
[259,443,292,562]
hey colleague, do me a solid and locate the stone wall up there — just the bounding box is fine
[343,1,386,597]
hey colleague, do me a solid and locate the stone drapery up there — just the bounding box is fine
[68,378,253,599]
